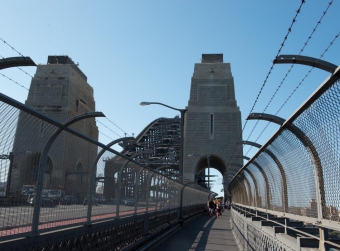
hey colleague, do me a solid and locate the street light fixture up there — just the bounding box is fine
[140,101,187,177]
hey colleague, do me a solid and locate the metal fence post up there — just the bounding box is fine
[31,112,104,235]
[86,137,134,225]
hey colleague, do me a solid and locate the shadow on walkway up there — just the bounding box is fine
[151,210,240,251]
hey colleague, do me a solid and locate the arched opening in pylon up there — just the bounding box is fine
[194,154,226,192]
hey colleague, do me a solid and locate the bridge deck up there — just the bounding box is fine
[151,210,240,251]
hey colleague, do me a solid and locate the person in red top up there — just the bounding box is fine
[215,200,222,218]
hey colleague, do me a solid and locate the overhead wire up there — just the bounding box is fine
[1,2,337,183]
[246,0,334,136]
[96,120,122,138]
[247,0,322,143]
[246,0,334,154]
[247,0,306,116]
[104,117,130,137]
[244,0,337,155]
[99,131,115,142]
[224,1,306,177]
[0,38,52,78]
[0,54,34,80]
[0,53,32,90]
[0,71,29,91]
[0,38,25,57]
[247,29,340,155]
[244,0,311,143]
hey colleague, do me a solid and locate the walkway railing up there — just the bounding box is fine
[229,63,340,250]
[0,89,213,249]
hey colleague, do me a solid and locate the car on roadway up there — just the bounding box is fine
[83,196,98,206]
[121,198,135,206]
[23,190,35,197]
[64,195,79,205]
[96,195,106,204]
[28,195,55,207]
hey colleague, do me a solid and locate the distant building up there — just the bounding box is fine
[183,54,243,197]
[327,205,339,221]
[301,199,318,218]
[102,54,243,201]
[10,56,98,200]
[309,199,318,217]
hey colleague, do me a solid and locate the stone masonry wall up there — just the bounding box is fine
[10,58,98,199]
[183,55,243,195]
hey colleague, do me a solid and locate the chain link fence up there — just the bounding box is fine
[230,67,340,233]
[0,92,212,240]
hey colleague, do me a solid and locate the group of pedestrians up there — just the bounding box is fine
[206,199,231,218]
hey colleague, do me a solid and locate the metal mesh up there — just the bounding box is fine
[231,77,340,228]
[247,164,266,208]
[270,130,317,217]
[0,94,211,240]
[244,171,255,206]
[257,153,283,211]
[293,79,340,220]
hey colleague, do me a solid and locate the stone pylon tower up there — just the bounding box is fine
[10,56,98,199]
[183,54,243,195]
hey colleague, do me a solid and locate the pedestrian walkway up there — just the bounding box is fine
[151,210,240,251]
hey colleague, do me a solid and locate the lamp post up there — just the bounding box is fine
[207,155,211,190]
[0,152,13,196]
[140,102,187,177]
[0,151,33,196]
[0,57,35,196]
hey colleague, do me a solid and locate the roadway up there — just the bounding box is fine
[0,203,156,237]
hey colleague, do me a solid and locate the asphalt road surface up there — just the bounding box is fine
[0,202,156,236]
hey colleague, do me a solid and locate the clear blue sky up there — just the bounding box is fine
[1,1,339,197]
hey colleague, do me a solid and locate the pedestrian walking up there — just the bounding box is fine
[226,200,231,210]
[216,200,223,218]
[208,199,215,217]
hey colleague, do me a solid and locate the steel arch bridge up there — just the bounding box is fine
[119,117,181,173]
[102,117,184,200]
